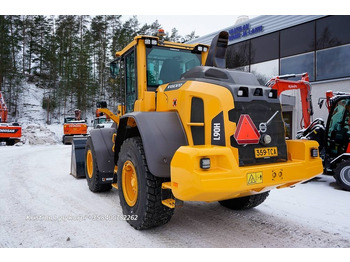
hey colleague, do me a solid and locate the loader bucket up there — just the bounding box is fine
[70,137,88,178]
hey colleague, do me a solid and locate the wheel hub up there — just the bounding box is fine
[86,149,93,179]
[122,160,138,207]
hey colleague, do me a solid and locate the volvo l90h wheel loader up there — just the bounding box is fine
[72,31,323,230]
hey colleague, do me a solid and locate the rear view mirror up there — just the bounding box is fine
[96,101,107,108]
[318,98,324,109]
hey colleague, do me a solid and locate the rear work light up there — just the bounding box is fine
[268,89,278,99]
[310,148,319,158]
[200,158,211,170]
[193,45,208,54]
[145,38,158,47]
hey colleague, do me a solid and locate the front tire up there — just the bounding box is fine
[62,135,71,145]
[334,160,350,191]
[117,137,174,230]
[219,191,270,210]
[85,136,112,192]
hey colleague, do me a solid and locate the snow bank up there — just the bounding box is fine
[21,123,61,145]
[14,81,65,145]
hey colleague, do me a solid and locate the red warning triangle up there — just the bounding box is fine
[234,114,260,145]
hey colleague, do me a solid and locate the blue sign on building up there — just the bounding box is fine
[228,23,264,41]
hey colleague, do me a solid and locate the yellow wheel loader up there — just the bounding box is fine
[71,31,323,230]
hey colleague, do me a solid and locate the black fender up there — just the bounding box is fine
[89,127,116,174]
[115,112,188,178]
[331,153,350,167]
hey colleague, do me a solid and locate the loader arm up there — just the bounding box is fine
[97,107,122,125]
[266,72,313,128]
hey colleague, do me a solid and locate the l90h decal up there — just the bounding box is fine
[211,112,225,146]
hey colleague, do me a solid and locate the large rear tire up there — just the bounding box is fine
[334,160,350,191]
[117,137,174,230]
[219,191,270,210]
[85,136,112,192]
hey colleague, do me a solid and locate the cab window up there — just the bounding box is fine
[125,50,137,113]
[146,46,201,89]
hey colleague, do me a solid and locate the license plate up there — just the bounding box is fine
[254,147,278,158]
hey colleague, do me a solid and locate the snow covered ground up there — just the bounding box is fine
[0,144,349,248]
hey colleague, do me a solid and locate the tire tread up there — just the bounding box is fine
[85,137,112,192]
[219,191,270,210]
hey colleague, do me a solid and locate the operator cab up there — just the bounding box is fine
[109,35,209,113]
[64,117,76,123]
[326,97,350,156]
[93,116,113,129]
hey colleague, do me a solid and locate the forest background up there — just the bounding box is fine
[0,15,198,122]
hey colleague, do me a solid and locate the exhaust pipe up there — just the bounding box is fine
[205,31,228,69]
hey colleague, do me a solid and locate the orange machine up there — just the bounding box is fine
[62,109,88,145]
[297,90,350,191]
[266,72,313,128]
[0,91,21,145]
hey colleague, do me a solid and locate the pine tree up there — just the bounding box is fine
[90,15,112,101]
[183,31,198,43]
[139,19,162,36]
[168,28,181,42]
[75,15,93,113]
[0,16,11,92]
[6,15,22,116]
[55,15,79,116]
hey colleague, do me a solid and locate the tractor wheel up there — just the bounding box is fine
[117,137,174,230]
[85,136,112,192]
[219,191,270,210]
[334,160,350,191]
[6,139,15,146]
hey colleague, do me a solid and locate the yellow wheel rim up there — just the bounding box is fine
[122,160,138,207]
[86,149,93,179]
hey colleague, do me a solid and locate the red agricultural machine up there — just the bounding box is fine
[0,91,21,145]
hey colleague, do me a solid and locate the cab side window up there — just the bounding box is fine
[125,50,136,113]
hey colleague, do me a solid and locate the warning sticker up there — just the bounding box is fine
[247,172,263,185]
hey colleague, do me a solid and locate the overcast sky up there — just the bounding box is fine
[121,15,258,37]
[4,0,345,38]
